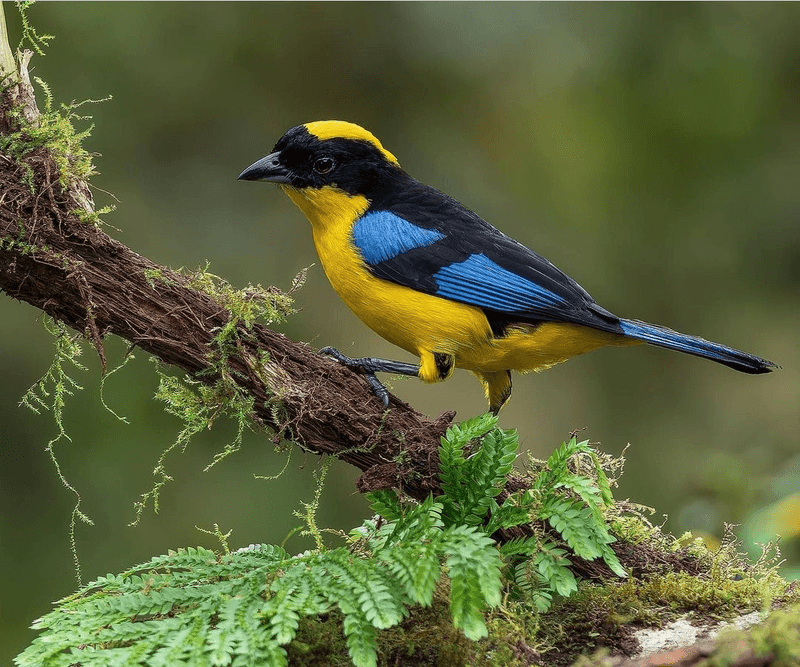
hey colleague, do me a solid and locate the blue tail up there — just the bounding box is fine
[619,319,778,374]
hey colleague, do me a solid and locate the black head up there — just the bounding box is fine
[238,121,406,198]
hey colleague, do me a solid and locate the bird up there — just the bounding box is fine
[238,120,777,414]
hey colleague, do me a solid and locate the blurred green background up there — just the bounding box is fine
[1,2,799,662]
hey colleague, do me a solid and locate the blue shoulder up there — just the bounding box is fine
[352,210,445,265]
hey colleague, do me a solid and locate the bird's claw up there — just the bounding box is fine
[319,346,355,366]
[319,346,391,407]
[364,373,390,407]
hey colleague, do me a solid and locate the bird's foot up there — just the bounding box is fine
[319,346,419,408]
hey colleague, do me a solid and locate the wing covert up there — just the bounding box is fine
[432,253,568,312]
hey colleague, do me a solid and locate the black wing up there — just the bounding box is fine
[354,178,625,335]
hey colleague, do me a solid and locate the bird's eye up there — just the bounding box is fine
[313,156,335,174]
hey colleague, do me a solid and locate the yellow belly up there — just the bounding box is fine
[281,185,639,386]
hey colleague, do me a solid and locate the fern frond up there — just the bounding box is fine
[460,427,518,525]
[342,613,378,667]
[18,416,630,667]
[485,493,535,535]
[497,535,540,558]
[438,416,519,528]
[599,542,627,578]
[382,538,441,606]
[540,496,604,561]
[513,561,555,612]
[589,451,615,507]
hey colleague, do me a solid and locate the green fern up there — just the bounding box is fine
[437,414,518,527]
[16,510,502,667]
[532,438,627,580]
[17,416,628,666]
[436,421,626,607]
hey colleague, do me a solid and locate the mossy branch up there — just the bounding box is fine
[0,43,461,504]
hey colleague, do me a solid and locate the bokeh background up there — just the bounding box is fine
[1,3,799,662]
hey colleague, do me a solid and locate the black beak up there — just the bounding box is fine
[238,152,291,183]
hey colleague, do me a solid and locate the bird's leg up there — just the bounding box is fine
[477,370,513,415]
[319,346,419,407]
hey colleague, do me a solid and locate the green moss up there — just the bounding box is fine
[16,1,54,56]
[143,267,175,289]
[286,612,352,667]
[1,73,111,196]
[19,316,93,585]
[0,233,44,255]
[130,264,306,523]
[524,518,796,666]
[2,4,111,218]
[286,598,537,667]
[183,262,303,333]
[129,362,258,526]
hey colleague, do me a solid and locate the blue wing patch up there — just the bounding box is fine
[434,253,567,312]
[352,210,445,264]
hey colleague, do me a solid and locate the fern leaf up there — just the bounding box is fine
[511,561,556,612]
[380,495,443,548]
[589,451,615,507]
[267,576,305,644]
[439,419,518,528]
[600,542,627,578]
[442,525,503,640]
[534,542,578,597]
[342,613,377,667]
[438,413,498,517]
[497,535,540,558]
[540,497,604,561]
[443,413,498,445]
[366,489,402,521]
[557,473,602,506]
[485,494,534,535]
[462,428,518,524]
[535,437,593,489]
[383,539,440,606]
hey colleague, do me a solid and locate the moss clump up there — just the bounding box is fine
[712,604,800,667]
[1,72,109,191]
[129,264,308,524]
[285,598,540,667]
[285,602,474,667]
[526,516,796,665]
[182,262,304,338]
[143,267,176,289]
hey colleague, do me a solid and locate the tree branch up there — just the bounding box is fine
[0,48,455,501]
